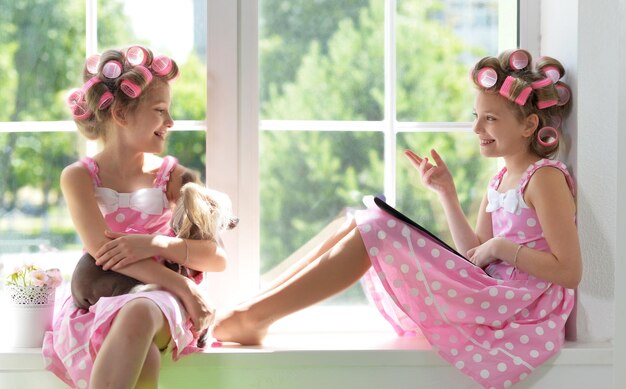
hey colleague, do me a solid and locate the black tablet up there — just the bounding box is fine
[371,195,467,260]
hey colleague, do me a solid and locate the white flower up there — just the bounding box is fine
[45,268,63,288]
[29,270,49,287]
[5,264,63,289]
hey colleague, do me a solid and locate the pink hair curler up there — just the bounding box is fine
[86,54,101,74]
[66,88,84,108]
[120,66,153,98]
[550,115,562,129]
[151,55,173,76]
[542,65,561,83]
[102,60,123,79]
[98,90,114,110]
[515,86,532,106]
[135,65,153,83]
[120,80,141,98]
[537,99,558,109]
[555,83,571,106]
[72,103,92,120]
[476,67,498,88]
[531,78,552,89]
[66,88,91,120]
[82,76,102,94]
[509,50,530,70]
[531,78,558,108]
[499,76,514,96]
[537,126,559,147]
[126,46,149,66]
[499,76,532,106]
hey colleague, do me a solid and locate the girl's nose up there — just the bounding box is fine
[472,120,481,134]
[164,113,174,128]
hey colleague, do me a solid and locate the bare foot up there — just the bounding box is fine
[211,308,269,346]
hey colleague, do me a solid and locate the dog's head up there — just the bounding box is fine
[171,182,239,241]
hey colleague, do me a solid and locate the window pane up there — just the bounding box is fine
[0,0,86,287]
[259,130,384,304]
[259,0,384,121]
[98,0,207,122]
[396,0,505,122]
[396,132,496,245]
[163,130,206,181]
[0,0,86,122]
[0,131,80,286]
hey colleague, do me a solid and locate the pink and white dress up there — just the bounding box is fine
[42,156,201,389]
[356,159,576,389]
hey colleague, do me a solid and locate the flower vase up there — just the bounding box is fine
[6,285,56,348]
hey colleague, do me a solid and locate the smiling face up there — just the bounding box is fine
[472,91,536,159]
[122,80,174,154]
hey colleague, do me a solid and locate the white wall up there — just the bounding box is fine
[615,0,626,385]
[540,0,620,344]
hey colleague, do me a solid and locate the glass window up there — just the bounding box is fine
[0,1,87,284]
[258,0,514,305]
[396,0,500,122]
[259,0,383,121]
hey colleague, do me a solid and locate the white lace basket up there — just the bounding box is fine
[7,284,56,305]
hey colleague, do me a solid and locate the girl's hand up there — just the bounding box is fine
[179,278,214,338]
[466,237,503,268]
[404,149,456,197]
[96,230,158,270]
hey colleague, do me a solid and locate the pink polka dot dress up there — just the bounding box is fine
[356,159,576,389]
[42,156,201,388]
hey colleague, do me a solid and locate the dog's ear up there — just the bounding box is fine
[181,169,202,186]
[188,224,203,240]
[226,217,239,230]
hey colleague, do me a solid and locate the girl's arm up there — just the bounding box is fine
[93,163,228,272]
[468,167,582,288]
[405,149,488,256]
[61,162,113,255]
[98,231,227,273]
[515,167,582,288]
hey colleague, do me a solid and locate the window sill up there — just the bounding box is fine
[0,335,613,389]
[0,306,614,389]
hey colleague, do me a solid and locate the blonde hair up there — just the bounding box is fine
[73,46,179,141]
[471,50,573,158]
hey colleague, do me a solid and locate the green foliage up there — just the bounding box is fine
[259,0,494,280]
[260,0,373,113]
[171,53,207,121]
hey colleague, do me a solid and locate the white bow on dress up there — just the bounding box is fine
[485,187,523,214]
[95,187,167,215]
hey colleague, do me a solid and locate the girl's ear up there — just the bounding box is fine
[111,103,128,126]
[523,113,539,138]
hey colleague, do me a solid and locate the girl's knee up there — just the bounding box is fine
[117,298,165,334]
[343,213,357,230]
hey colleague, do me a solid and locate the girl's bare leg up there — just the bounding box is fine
[256,215,357,298]
[134,343,161,389]
[90,298,171,389]
[212,226,371,345]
